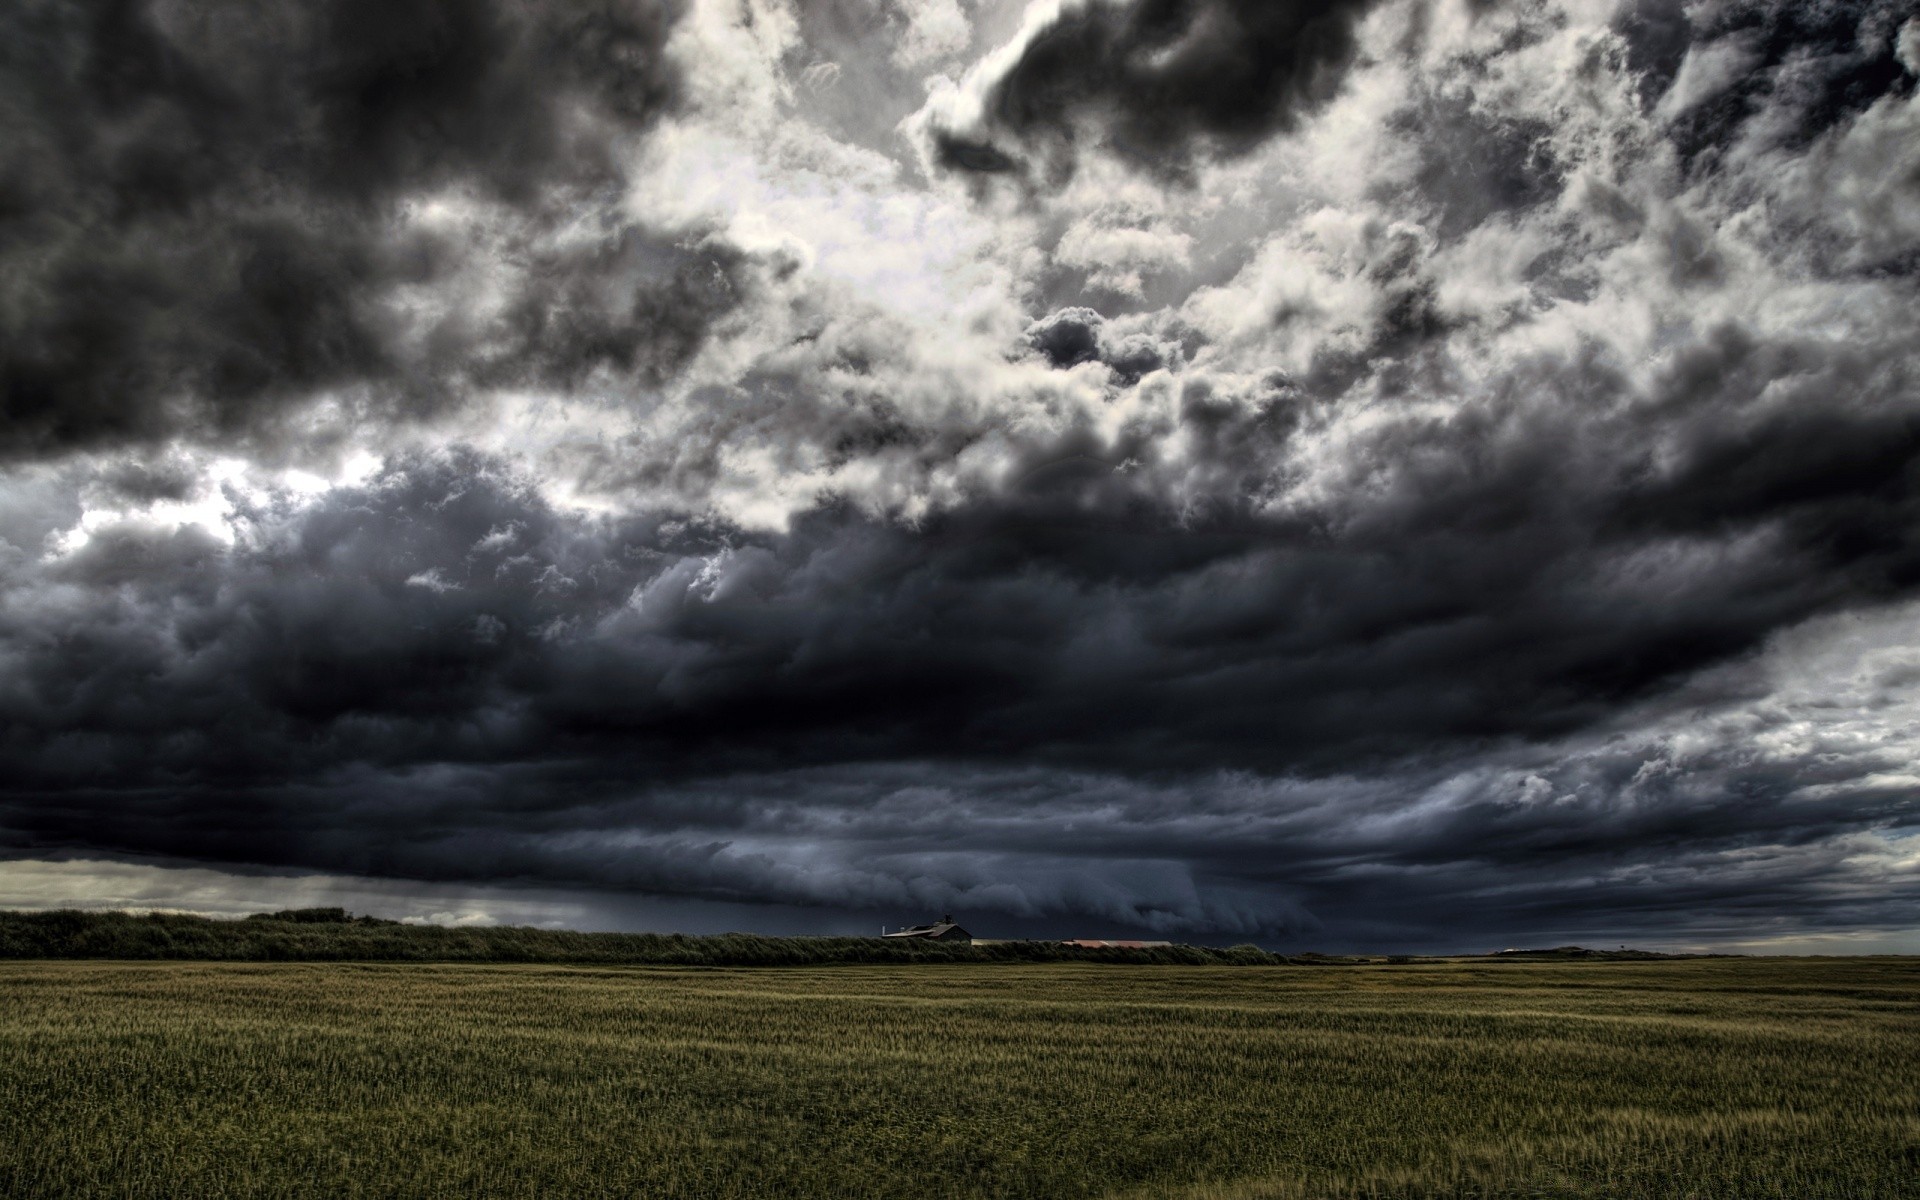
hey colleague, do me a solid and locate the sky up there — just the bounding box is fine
[2,0,1919,953]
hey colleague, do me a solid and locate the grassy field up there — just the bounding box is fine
[0,959,1915,1198]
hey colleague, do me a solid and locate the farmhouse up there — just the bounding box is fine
[883,915,971,943]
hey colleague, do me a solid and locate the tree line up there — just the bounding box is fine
[0,909,1312,965]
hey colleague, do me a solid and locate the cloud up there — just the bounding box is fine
[0,0,709,460]
[1,0,1918,946]
[920,0,1382,185]
[1024,306,1176,381]
[1,438,1916,945]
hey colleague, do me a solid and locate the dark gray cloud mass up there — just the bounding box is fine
[2,0,1919,947]
[932,0,1382,183]
[0,0,721,458]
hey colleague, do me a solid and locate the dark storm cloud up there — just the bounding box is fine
[932,0,1381,183]
[0,0,699,458]
[4,0,1920,944]
[4,306,1920,933]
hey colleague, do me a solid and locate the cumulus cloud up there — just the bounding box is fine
[1,0,1918,946]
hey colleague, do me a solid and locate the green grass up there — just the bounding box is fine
[1,959,1916,1198]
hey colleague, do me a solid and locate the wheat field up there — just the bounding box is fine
[1,958,1915,1198]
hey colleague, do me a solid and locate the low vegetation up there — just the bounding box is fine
[1,957,1914,1198]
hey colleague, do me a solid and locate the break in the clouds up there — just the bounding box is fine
[2,0,1919,950]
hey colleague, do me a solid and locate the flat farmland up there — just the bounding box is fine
[1,959,1916,1199]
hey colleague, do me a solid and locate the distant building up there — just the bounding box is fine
[884,914,972,943]
[1060,940,1172,949]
